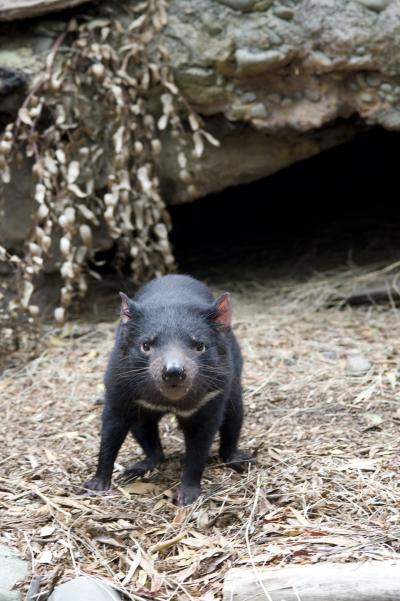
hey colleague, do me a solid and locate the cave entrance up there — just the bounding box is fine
[169,127,400,283]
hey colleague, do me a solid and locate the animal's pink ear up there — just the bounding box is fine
[211,293,231,329]
[119,292,133,324]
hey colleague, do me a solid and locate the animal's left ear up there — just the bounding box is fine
[209,292,231,329]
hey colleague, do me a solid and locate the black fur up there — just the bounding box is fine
[80,274,250,505]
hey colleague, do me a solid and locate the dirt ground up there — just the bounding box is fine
[2,245,400,600]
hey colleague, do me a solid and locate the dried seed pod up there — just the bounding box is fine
[61,287,72,307]
[177,152,187,169]
[151,139,162,155]
[79,224,93,247]
[187,184,197,197]
[61,261,74,279]
[91,63,106,80]
[78,275,88,294]
[0,140,12,154]
[179,169,192,184]
[37,204,49,220]
[134,141,144,154]
[42,235,52,253]
[54,307,65,324]
[29,243,42,257]
[60,236,71,257]
[28,305,40,317]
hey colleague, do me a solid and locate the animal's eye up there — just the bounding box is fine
[141,341,151,353]
[195,342,206,353]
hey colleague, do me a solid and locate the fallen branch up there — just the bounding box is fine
[223,562,400,601]
[0,0,91,21]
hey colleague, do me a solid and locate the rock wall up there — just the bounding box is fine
[1,0,400,247]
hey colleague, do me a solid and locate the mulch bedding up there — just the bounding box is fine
[1,262,400,600]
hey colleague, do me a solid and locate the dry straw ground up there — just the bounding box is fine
[1,256,400,600]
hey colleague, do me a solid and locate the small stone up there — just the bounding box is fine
[380,83,393,93]
[266,29,283,46]
[356,73,366,88]
[312,51,332,67]
[250,102,268,117]
[348,81,359,92]
[281,97,292,107]
[217,0,257,10]
[235,48,284,73]
[305,88,321,102]
[322,350,337,360]
[0,544,28,601]
[49,577,121,601]
[366,73,381,87]
[274,5,294,19]
[360,92,374,103]
[201,16,223,35]
[355,0,390,11]
[386,94,395,103]
[395,86,400,96]
[267,92,281,104]
[346,354,371,376]
[241,91,257,102]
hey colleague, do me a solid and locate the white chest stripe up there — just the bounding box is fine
[136,390,221,418]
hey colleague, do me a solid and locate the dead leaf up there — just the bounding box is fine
[363,412,383,430]
[40,526,56,537]
[123,481,160,495]
[37,549,53,564]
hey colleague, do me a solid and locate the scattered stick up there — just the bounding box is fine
[25,576,42,601]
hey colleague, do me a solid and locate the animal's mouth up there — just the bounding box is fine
[159,384,189,401]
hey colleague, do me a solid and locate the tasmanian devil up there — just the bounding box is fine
[81,274,250,505]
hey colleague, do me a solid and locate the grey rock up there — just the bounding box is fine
[355,0,390,11]
[0,544,28,601]
[3,0,400,251]
[267,92,282,104]
[250,102,268,117]
[235,48,286,73]
[366,73,381,87]
[360,92,375,103]
[274,6,294,19]
[346,354,372,376]
[380,82,393,92]
[217,0,257,10]
[49,577,121,601]
[304,88,321,102]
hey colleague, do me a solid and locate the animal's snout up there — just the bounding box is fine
[162,362,186,384]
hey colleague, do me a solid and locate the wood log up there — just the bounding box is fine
[0,0,91,21]
[223,562,400,601]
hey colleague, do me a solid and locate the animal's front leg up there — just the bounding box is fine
[121,412,165,481]
[80,406,130,492]
[178,411,221,505]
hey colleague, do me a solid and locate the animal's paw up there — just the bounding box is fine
[119,458,158,482]
[177,484,202,506]
[224,450,254,473]
[78,477,111,495]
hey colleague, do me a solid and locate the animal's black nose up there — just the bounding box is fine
[162,363,186,384]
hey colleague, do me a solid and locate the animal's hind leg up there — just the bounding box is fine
[219,382,252,472]
[121,412,165,481]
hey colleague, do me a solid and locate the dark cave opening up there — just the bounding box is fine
[169,127,400,277]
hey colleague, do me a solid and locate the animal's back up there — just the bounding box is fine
[134,274,214,306]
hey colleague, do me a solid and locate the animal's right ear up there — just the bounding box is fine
[119,292,133,324]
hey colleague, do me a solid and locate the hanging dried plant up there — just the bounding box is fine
[0,0,220,350]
